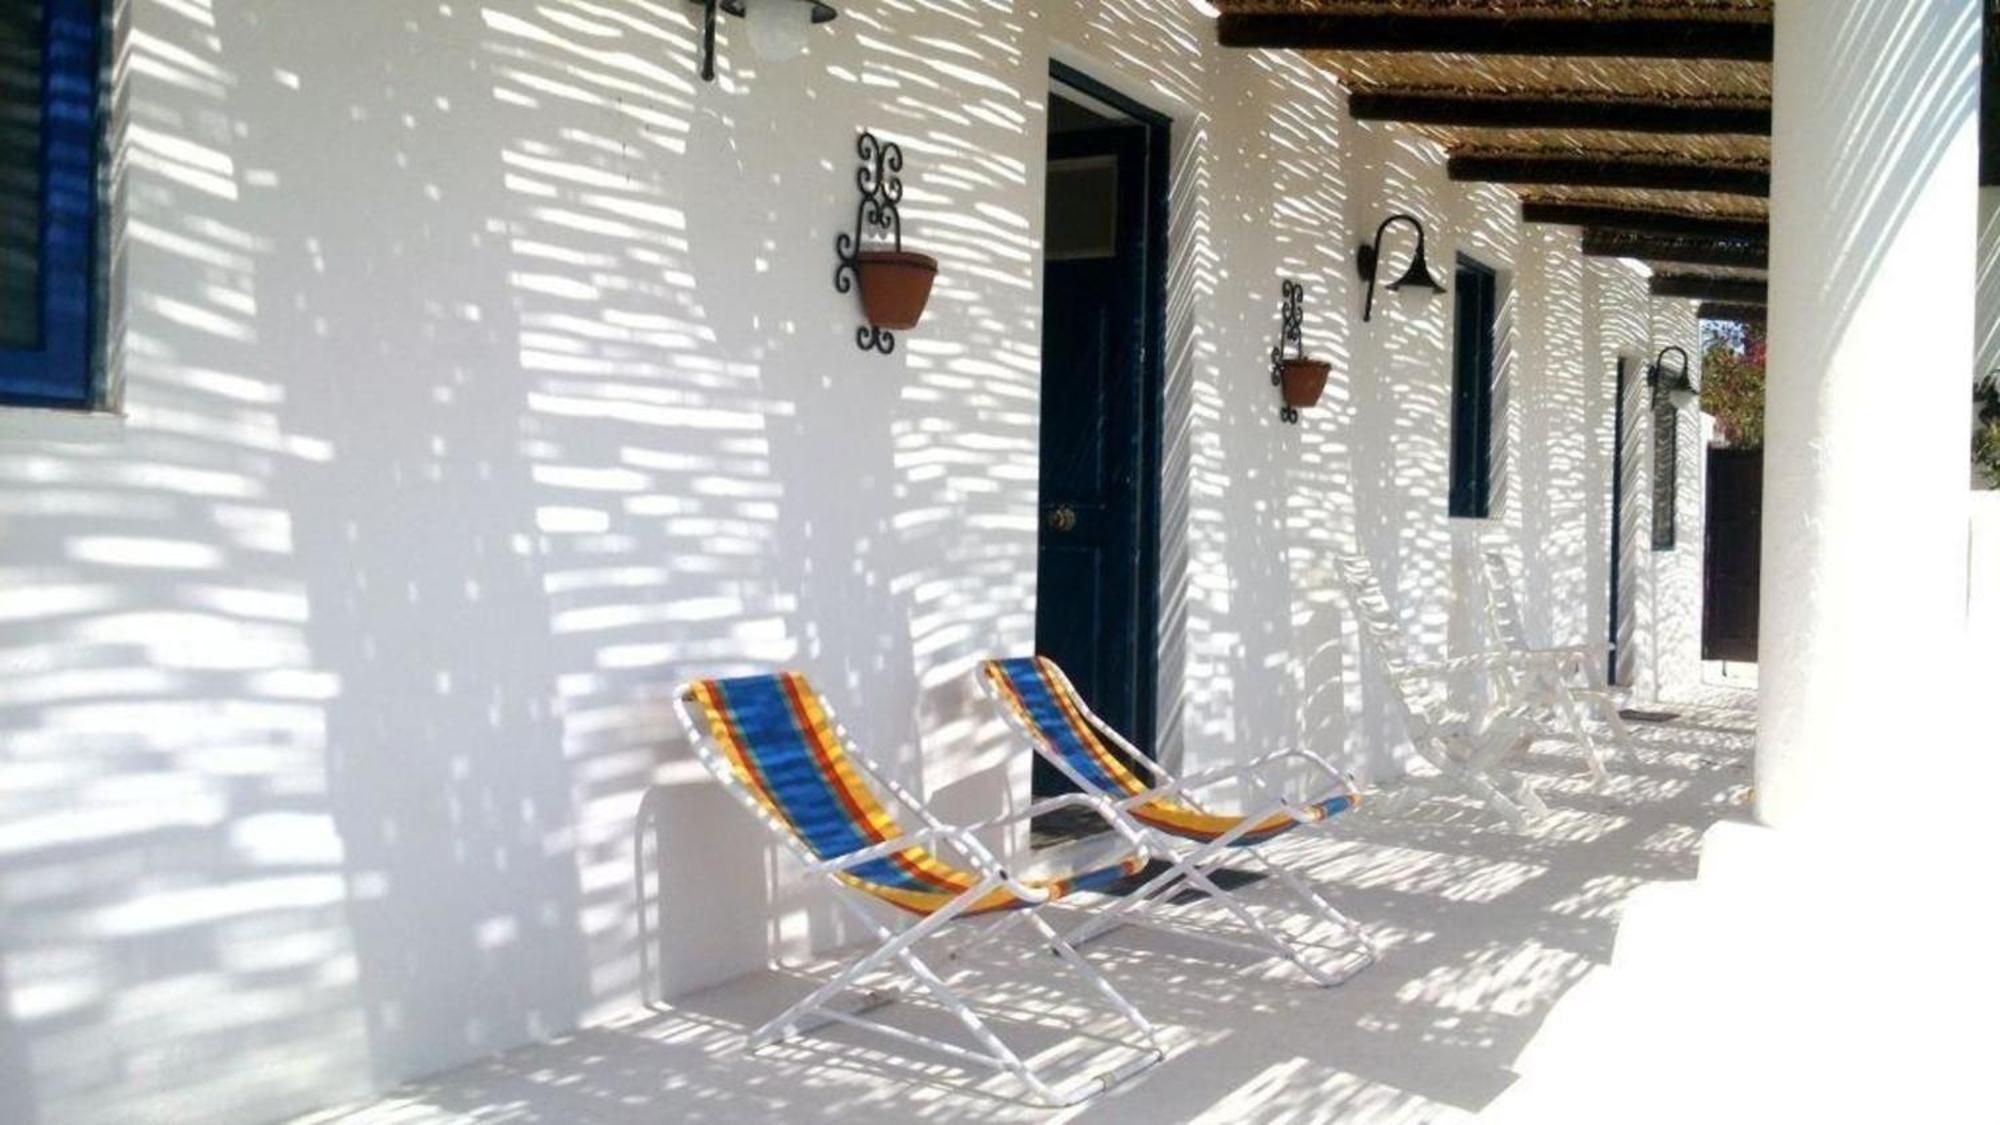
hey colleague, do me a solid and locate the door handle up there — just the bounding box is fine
[1046,505,1078,533]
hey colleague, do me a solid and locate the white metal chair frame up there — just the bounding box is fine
[1475,548,1640,786]
[1330,554,1550,829]
[673,682,1166,1108]
[979,662,1377,988]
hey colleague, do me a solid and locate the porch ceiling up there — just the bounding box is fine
[1217,0,1775,305]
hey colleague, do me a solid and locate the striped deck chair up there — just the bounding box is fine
[1478,547,1640,785]
[980,657,1376,987]
[675,672,1164,1107]
[1332,553,1547,828]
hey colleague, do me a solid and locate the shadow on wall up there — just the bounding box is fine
[0,964,32,1125]
[1338,129,1459,777]
[3,1,1048,1122]
[1980,189,1999,381]
[1513,230,1588,650]
[483,0,1051,1023]
[0,4,366,1122]
[1614,349,1646,686]
[1780,1,1978,373]
[0,2,1749,1123]
[1252,48,1360,779]
[1647,297,1705,703]
[1584,260,1648,689]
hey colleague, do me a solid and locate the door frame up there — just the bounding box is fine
[1046,60,1170,753]
[1701,447,1762,662]
[1608,355,1630,685]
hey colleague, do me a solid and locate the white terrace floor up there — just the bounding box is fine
[303,697,1755,1125]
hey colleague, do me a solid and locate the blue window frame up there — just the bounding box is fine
[1448,255,1497,519]
[0,0,101,410]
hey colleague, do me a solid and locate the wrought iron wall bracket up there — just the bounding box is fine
[833,131,904,355]
[1271,279,1305,424]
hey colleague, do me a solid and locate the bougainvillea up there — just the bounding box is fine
[1698,320,1765,449]
[1975,371,2000,488]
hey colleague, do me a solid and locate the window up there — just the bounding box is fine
[0,0,101,410]
[1652,398,1678,550]
[1448,255,1497,519]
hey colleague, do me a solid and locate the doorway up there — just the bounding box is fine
[1608,356,1634,685]
[1703,448,1762,661]
[1033,64,1169,795]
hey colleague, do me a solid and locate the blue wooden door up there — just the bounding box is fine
[1035,125,1152,794]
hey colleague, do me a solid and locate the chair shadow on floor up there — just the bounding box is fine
[324,705,1756,1124]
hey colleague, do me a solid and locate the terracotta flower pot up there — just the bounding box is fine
[1279,357,1331,410]
[857,250,939,331]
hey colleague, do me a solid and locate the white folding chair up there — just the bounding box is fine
[675,672,1164,1106]
[1477,547,1640,785]
[1331,554,1548,828]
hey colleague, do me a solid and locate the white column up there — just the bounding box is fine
[1759,0,1980,827]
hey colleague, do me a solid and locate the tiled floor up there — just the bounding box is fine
[300,702,1755,1124]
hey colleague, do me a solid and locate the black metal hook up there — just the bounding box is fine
[1271,279,1305,424]
[1649,344,1697,405]
[833,131,906,355]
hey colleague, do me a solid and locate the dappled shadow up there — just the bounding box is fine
[1,2,1731,1122]
[1645,301,1704,702]
[311,701,1755,1124]
[1980,190,1999,384]
[0,5,368,1122]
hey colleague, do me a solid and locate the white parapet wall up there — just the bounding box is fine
[0,3,1707,1122]
[1973,493,2000,662]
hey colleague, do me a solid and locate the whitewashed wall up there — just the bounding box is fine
[1643,301,1709,701]
[0,2,1703,1122]
[1981,187,1998,393]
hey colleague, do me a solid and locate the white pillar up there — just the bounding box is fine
[1759,0,1980,827]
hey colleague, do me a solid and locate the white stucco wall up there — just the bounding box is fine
[1643,301,1707,701]
[1981,187,1998,389]
[0,3,1704,1122]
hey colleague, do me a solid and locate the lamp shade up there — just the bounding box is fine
[1649,345,1698,411]
[1387,250,1446,294]
[721,0,838,63]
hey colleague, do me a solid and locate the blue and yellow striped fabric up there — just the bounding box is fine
[984,657,1357,846]
[685,672,1141,916]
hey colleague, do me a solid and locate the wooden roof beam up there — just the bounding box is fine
[1216,10,1773,61]
[1652,272,1767,304]
[1449,153,1769,196]
[1699,301,1768,324]
[1521,202,1767,241]
[1348,90,1771,135]
[1582,228,1768,270]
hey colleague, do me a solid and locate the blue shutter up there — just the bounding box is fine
[0,0,100,409]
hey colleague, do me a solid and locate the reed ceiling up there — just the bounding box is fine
[1217,0,1778,302]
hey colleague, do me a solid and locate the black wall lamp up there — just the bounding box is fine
[688,0,837,83]
[1355,213,1445,321]
[1649,345,1700,410]
[1648,344,1696,550]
